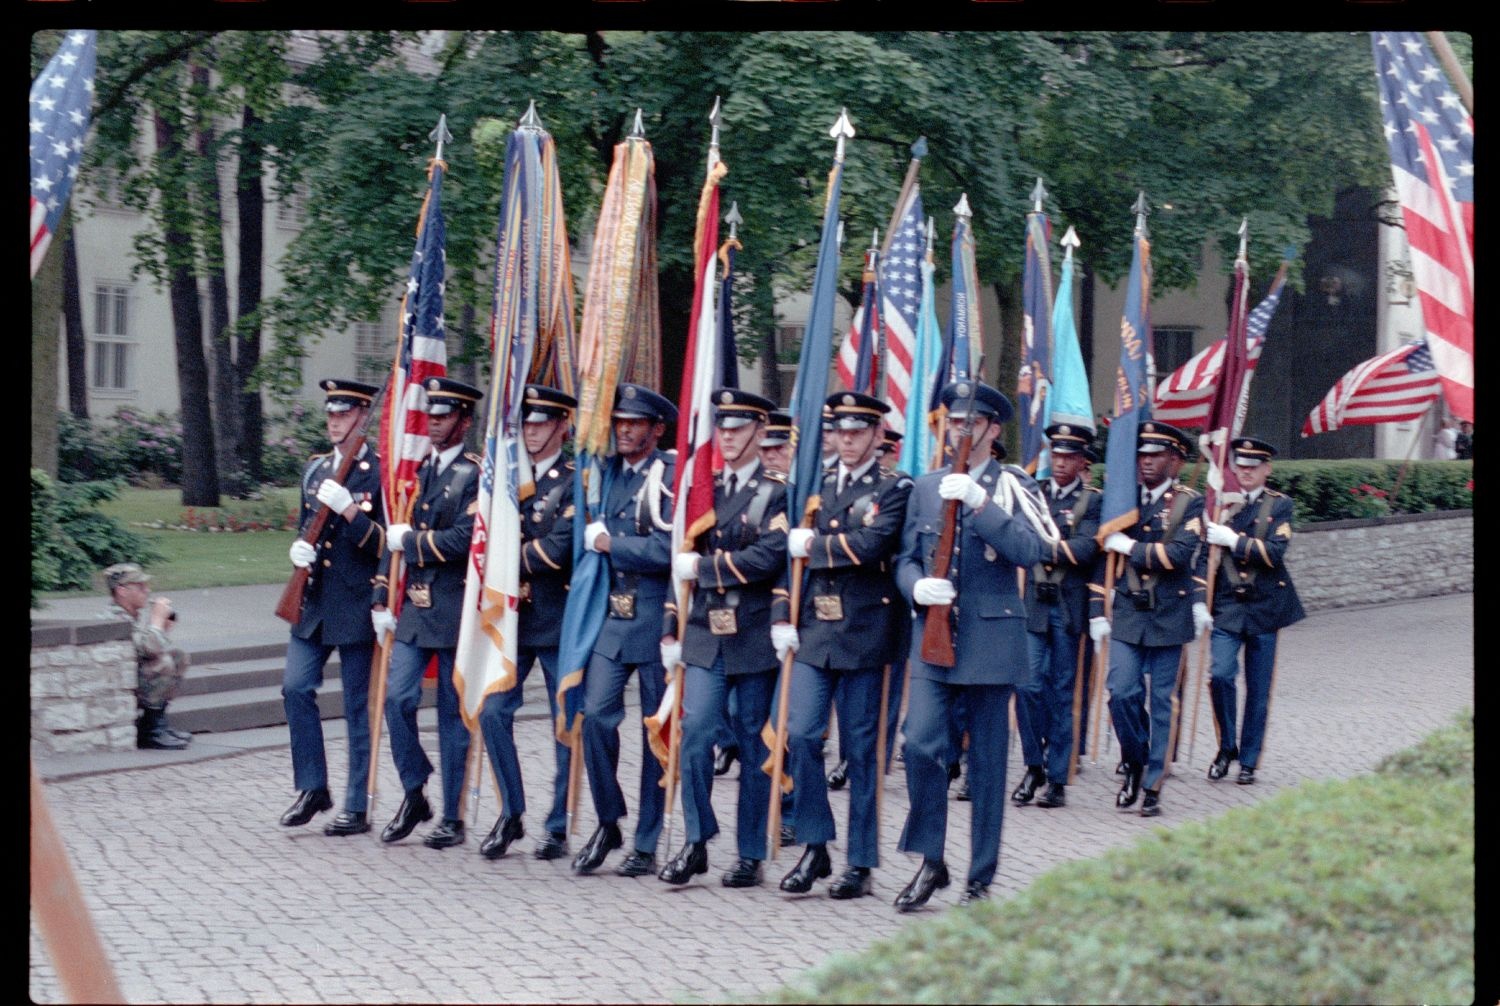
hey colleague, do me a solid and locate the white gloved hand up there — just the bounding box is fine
[660,639,683,671]
[371,608,396,643]
[1104,532,1135,556]
[912,577,957,607]
[1193,602,1214,639]
[771,623,800,662]
[584,520,610,553]
[938,472,988,510]
[673,552,700,582]
[315,479,355,515]
[386,523,412,552]
[1089,617,1112,645]
[787,527,815,559]
[289,539,316,568]
[1205,521,1238,548]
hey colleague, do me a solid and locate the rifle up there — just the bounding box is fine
[274,432,368,623]
[919,377,982,667]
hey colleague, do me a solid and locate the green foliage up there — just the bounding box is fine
[772,713,1474,1005]
[259,400,334,486]
[31,470,165,606]
[57,410,127,483]
[56,409,186,485]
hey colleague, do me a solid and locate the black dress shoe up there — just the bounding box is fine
[1139,790,1162,817]
[713,746,739,777]
[1011,764,1045,804]
[893,859,949,913]
[323,810,370,836]
[1116,764,1142,809]
[1035,782,1067,808]
[479,815,524,859]
[615,849,657,877]
[534,831,569,860]
[572,822,623,874]
[779,844,832,893]
[1208,747,1238,781]
[721,858,763,888]
[957,880,989,906]
[829,866,873,900]
[280,788,333,827]
[423,819,466,848]
[826,760,849,790]
[1237,766,1256,785]
[380,789,433,843]
[658,842,708,885]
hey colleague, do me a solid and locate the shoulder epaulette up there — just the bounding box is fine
[763,470,787,484]
[308,451,331,462]
[1175,484,1201,498]
[1266,488,1286,498]
[463,451,483,464]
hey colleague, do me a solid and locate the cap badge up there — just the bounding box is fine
[720,391,734,404]
[842,394,855,406]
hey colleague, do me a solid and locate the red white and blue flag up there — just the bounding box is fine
[837,247,882,397]
[1301,339,1440,436]
[1371,32,1473,422]
[876,176,925,434]
[30,30,96,279]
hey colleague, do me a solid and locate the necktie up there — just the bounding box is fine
[837,471,848,497]
[727,473,738,498]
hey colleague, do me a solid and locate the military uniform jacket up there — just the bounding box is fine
[1025,481,1102,637]
[593,450,675,666]
[669,461,790,675]
[1207,489,1306,636]
[294,444,386,647]
[373,450,479,649]
[519,458,576,649]
[796,463,913,669]
[1090,482,1206,648]
[895,462,1047,686]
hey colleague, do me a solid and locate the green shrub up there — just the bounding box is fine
[31,470,165,607]
[109,408,184,485]
[260,400,332,486]
[57,410,128,483]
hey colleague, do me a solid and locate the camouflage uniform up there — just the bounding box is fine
[108,602,189,709]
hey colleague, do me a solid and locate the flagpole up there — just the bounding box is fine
[1425,32,1473,116]
[1088,554,1117,765]
[1066,633,1087,784]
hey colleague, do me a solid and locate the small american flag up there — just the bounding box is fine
[878,183,924,435]
[1302,339,1439,436]
[30,31,96,279]
[1153,270,1284,427]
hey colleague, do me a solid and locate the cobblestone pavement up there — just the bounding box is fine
[30,593,1472,1004]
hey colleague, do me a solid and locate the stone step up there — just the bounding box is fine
[177,657,324,697]
[169,681,437,735]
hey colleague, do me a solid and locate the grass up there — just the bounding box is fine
[770,712,1475,1005]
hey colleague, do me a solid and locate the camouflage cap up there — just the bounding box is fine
[104,562,151,591]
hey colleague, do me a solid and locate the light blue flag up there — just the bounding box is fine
[900,227,942,475]
[1038,238,1093,480]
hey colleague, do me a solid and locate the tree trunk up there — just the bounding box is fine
[31,212,65,478]
[236,105,265,482]
[194,66,241,496]
[155,110,220,507]
[63,210,88,420]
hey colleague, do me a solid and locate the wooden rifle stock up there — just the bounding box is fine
[919,429,974,667]
[275,434,367,623]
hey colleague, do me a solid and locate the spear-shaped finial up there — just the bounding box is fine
[1031,177,1048,214]
[1132,191,1151,238]
[925,216,936,258]
[429,113,454,163]
[829,107,855,163]
[911,135,928,160]
[868,227,880,253]
[629,108,646,139]
[1061,225,1080,263]
[954,192,973,219]
[707,95,723,172]
[1237,216,1249,261]
[518,100,543,132]
[725,200,742,241]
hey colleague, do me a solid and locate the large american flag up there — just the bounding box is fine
[30,30,96,280]
[877,183,924,434]
[1301,339,1440,436]
[1372,32,1473,422]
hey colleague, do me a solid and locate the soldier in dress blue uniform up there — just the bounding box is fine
[1013,424,1103,811]
[372,377,484,849]
[572,384,678,878]
[777,392,913,900]
[892,381,1046,911]
[475,386,578,861]
[1202,438,1305,786]
[1088,420,1212,819]
[279,379,387,835]
[657,389,790,888]
[875,427,912,772]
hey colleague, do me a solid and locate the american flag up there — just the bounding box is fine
[837,249,881,397]
[1372,32,1473,422]
[30,31,96,280]
[1301,339,1440,436]
[877,183,925,434]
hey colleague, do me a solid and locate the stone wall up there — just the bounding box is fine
[30,620,138,756]
[1288,510,1473,612]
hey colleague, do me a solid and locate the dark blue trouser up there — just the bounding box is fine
[283,635,373,812]
[1107,641,1182,792]
[479,646,570,836]
[787,660,886,869]
[385,642,468,821]
[1019,608,1086,783]
[680,659,774,859]
[581,652,665,853]
[1209,627,1278,770]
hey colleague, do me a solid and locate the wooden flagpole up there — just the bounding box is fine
[767,549,809,861]
[1426,32,1473,116]
[1088,553,1118,764]
[1066,633,1087,784]
[1390,402,1436,507]
[565,720,584,836]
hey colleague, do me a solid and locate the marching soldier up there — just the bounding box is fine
[373,377,483,849]
[573,383,678,878]
[658,389,789,888]
[1013,424,1102,810]
[1202,438,1305,785]
[103,563,190,751]
[892,381,1046,911]
[779,392,913,900]
[476,386,578,860]
[1088,420,1212,818]
[758,410,793,479]
[279,378,385,833]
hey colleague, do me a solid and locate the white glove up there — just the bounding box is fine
[1193,602,1214,639]
[386,522,411,552]
[315,479,355,515]
[912,577,957,607]
[1205,521,1238,549]
[787,527,815,559]
[660,639,683,671]
[289,539,316,568]
[1089,617,1112,645]
[585,520,609,553]
[1104,532,1135,556]
[771,623,800,662]
[371,608,396,643]
[938,472,988,510]
[673,552,700,582]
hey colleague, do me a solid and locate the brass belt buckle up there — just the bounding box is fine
[708,608,739,635]
[406,583,432,609]
[812,595,844,621]
[608,592,637,619]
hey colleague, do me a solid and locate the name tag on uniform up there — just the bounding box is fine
[812,595,845,621]
[608,592,637,619]
[406,583,433,609]
[708,608,739,635]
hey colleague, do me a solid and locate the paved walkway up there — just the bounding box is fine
[30,592,1473,1004]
